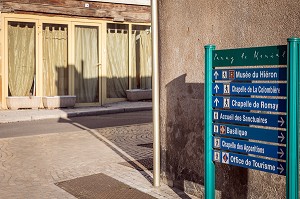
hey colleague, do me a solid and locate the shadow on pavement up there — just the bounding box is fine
[58,116,154,179]
[0,111,152,138]
[57,112,193,199]
[65,111,152,129]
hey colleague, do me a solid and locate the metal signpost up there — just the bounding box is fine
[204,38,300,199]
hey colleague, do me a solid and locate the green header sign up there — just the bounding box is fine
[213,45,287,66]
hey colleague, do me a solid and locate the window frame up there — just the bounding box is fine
[0,13,150,108]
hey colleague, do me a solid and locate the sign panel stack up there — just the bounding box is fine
[211,46,287,176]
[204,42,300,199]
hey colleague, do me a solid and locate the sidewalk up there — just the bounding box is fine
[0,102,198,199]
[0,101,152,124]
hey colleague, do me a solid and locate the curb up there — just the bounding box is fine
[0,106,152,124]
[65,107,152,118]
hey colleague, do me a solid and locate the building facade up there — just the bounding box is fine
[158,1,300,198]
[0,0,151,109]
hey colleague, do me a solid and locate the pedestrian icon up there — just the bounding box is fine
[223,84,230,94]
[214,137,220,148]
[214,151,220,162]
[214,125,219,133]
[223,97,230,108]
[213,112,219,120]
[222,70,228,79]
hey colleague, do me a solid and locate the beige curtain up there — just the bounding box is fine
[130,30,137,89]
[130,29,152,90]
[75,26,99,103]
[107,29,129,98]
[43,25,68,96]
[139,30,152,89]
[8,22,35,96]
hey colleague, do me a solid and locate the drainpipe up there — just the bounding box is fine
[152,0,160,187]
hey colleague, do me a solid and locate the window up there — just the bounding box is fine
[131,25,152,89]
[2,14,150,107]
[106,23,129,98]
[74,25,99,103]
[8,22,36,96]
[42,23,68,96]
[106,23,152,99]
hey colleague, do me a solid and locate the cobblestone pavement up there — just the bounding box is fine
[0,121,197,199]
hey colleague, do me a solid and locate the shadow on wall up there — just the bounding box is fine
[54,64,100,103]
[163,74,248,199]
[5,60,150,108]
[52,63,120,105]
[53,63,151,104]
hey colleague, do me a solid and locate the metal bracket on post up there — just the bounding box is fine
[287,37,300,199]
[204,44,216,199]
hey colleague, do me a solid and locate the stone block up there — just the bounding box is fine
[126,89,152,101]
[6,96,42,110]
[42,96,76,109]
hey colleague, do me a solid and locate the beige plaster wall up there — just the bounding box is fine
[0,47,1,103]
[158,1,300,198]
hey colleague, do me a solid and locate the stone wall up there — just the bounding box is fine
[1,0,151,23]
[158,1,300,198]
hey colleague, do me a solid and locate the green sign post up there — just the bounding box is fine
[287,38,299,199]
[205,44,216,199]
[204,38,300,199]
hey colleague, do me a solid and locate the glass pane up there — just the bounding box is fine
[131,25,152,89]
[74,25,99,103]
[106,23,129,98]
[42,23,68,96]
[8,22,36,96]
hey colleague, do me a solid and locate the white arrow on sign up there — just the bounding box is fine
[214,98,219,106]
[214,71,219,79]
[277,148,285,159]
[278,132,285,143]
[277,164,285,174]
[278,117,285,127]
[214,84,220,93]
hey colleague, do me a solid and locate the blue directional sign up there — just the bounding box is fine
[205,44,297,199]
[213,124,286,144]
[212,83,287,96]
[212,96,286,112]
[213,68,287,81]
[213,110,286,128]
[213,137,286,160]
[213,150,286,176]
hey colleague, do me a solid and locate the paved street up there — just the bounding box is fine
[0,111,152,138]
[0,111,196,199]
